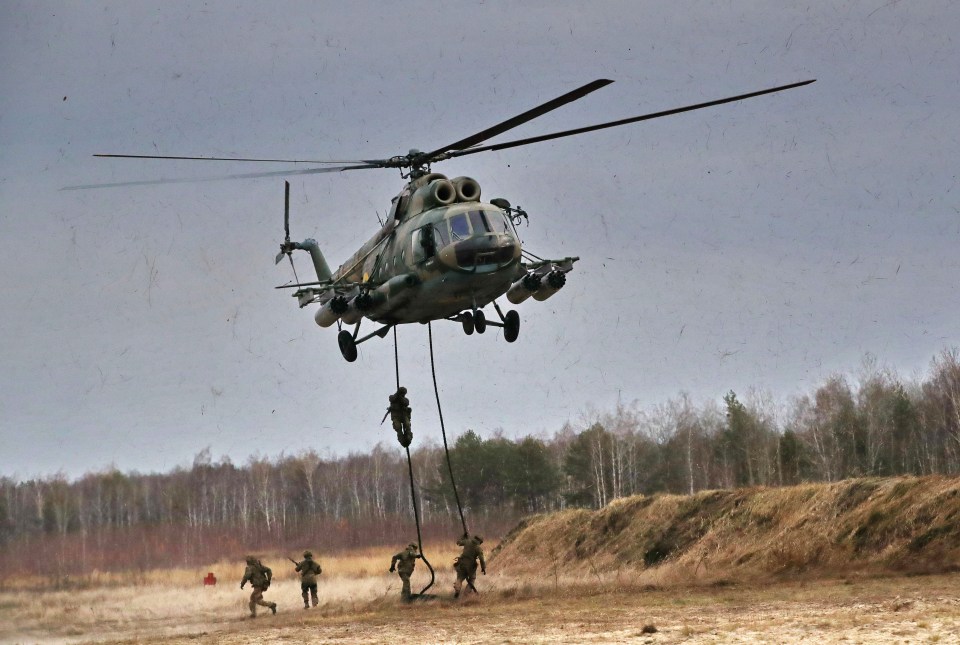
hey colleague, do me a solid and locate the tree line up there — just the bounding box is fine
[2,348,959,577]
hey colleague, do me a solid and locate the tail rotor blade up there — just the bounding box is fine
[276,181,292,265]
[284,181,291,243]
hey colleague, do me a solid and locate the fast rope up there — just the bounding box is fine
[393,327,435,596]
[427,322,469,537]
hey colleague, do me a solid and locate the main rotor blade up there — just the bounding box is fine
[61,163,379,190]
[420,79,614,159]
[446,79,816,160]
[93,153,375,164]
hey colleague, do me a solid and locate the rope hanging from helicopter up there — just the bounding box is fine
[427,322,469,536]
[388,322,472,595]
[391,327,435,596]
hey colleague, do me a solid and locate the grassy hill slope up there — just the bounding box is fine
[491,476,960,583]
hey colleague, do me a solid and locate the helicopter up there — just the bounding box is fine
[88,78,814,362]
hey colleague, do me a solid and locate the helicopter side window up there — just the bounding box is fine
[449,213,470,241]
[468,210,490,234]
[433,222,450,247]
[413,225,437,262]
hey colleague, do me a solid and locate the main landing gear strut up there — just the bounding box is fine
[336,302,520,362]
[453,301,519,343]
[337,321,393,362]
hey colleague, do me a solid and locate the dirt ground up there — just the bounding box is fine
[3,570,960,644]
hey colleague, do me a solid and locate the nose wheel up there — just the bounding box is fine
[474,309,487,334]
[452,304,518,342]
[459,308,487,335]
[461,311,475,335]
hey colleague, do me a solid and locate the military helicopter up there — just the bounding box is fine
[88,78,814,362]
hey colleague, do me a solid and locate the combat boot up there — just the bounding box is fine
[271,603,277,615]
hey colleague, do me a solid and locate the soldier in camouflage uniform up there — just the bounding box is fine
[293,550,323,609]
[453,533,486,598]
[387,387,413,447]
[389,542,421,600]
[240,556,277,617]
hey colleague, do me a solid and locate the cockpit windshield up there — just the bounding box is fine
[449,212,470,240]
[444,208,513,242]
[468,210,488,234]
[484,210,512,234]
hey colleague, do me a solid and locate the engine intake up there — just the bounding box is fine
[451,176,481,202]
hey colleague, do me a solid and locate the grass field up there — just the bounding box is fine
[3,544,960,644]
[8,478,960,643]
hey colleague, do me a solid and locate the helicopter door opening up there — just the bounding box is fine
[413,225,438,263]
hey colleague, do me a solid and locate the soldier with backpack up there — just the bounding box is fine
[240,556,277,617]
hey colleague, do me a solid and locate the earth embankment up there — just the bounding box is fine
[491,476,960,582]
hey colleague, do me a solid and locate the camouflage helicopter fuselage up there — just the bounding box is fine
[291,172,575,332]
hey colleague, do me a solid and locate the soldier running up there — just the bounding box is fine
[240,556,277,617]
[385,386,413,447]
[292,550,322,609]
[389,542,421,601]
[453,533,486,598]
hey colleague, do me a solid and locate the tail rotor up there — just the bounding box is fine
[275,181,301,282]
[275,180,294,265]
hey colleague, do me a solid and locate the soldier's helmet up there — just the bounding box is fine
[407,543,418,550]
[303,550,313,558]
[245,555,256,564]
[397,386,407,394]
[474,535,484,544]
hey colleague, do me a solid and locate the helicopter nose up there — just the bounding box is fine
[438,233,519,271]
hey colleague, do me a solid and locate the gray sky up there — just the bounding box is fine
[1,1,958,479]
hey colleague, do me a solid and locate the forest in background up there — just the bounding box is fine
[2,348,960,579]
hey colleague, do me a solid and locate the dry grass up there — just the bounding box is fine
[0,543,467,643]
[493,476,960,584]
[7,477,960,643]
[4,568,960,644]
[2,542,462,592]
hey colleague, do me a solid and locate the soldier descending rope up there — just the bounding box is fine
[383,386,413,447]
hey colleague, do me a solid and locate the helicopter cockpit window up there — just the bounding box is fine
[449,213,470,241]
[468,210,490,234]
[484,210,512,234]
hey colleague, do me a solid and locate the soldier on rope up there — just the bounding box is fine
[389,542,422,601]
[384,386,413,447]
[453,533,486,598]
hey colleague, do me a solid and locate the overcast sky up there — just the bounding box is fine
[1,1,957,479]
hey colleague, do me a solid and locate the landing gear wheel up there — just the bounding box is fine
[474,309,487,334]
[338,330,358,362]
[461,311,475,335]
[503,310,520,343]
